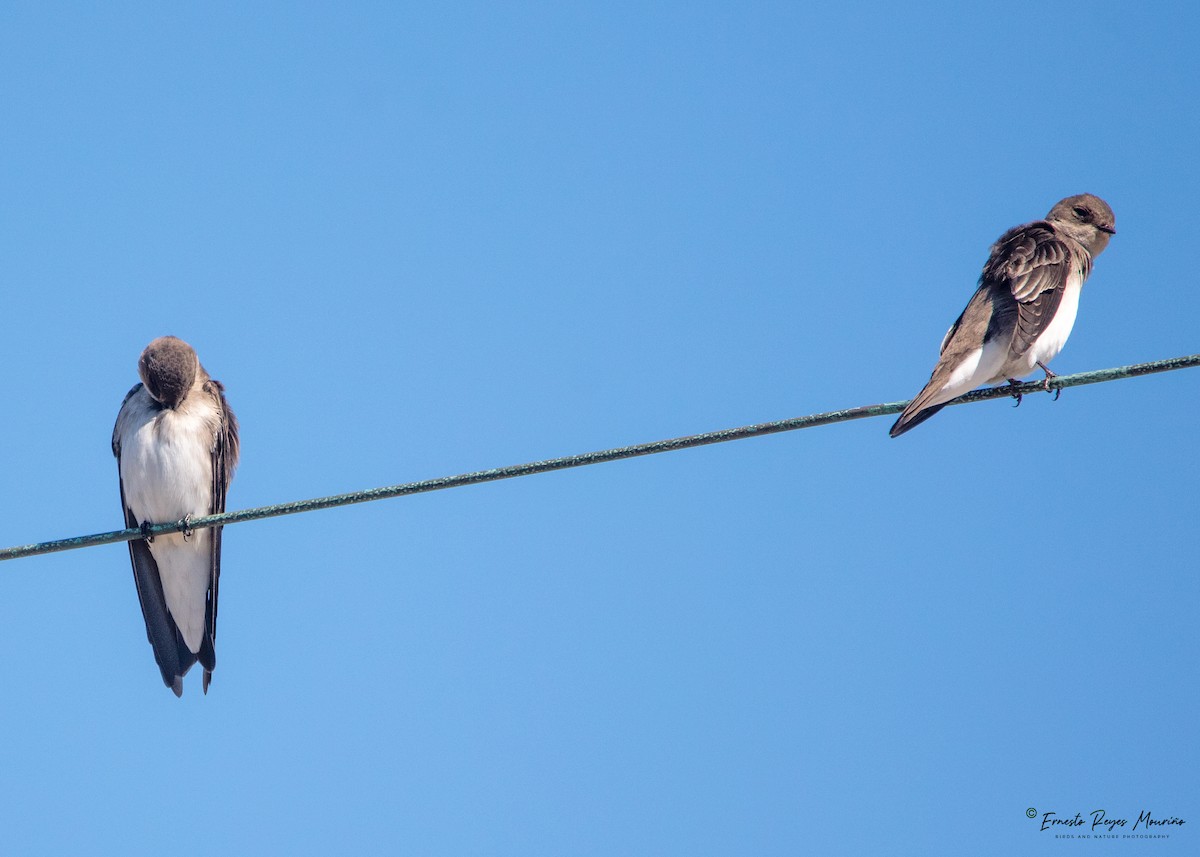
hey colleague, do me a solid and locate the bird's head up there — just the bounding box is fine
[138,336,200,409]
[1047,193,1116,257]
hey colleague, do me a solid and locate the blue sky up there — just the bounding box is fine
[0,3,1196,854]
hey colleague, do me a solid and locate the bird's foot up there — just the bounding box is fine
[181,515,194,540]
[1036,361,1061,401]
[1005,378,1023,408]
[139,521,155,544]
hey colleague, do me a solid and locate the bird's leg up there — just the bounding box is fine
[1005,378,1023,408]
[1036,361,1061,401]
[139,521,155,544]
[181,514,194,540]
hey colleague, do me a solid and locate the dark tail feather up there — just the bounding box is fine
[128,536,198,695]
[161,643,197,696]
[200,524,220,697]
[889,401,947,438]
[199,634,216,694]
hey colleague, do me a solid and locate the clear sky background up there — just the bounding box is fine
[0,3,1195,854]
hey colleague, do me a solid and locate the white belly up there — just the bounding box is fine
[926,336,1010,409]
[119,408,215,653]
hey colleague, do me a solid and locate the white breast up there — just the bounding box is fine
[119,408,215,525]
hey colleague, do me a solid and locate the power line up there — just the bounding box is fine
[3,352,1197,563]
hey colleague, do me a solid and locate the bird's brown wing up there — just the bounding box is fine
[982,221,1086,358]
[200,378,240,694]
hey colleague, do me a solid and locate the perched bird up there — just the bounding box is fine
[112,336,239,696]
[890,194,1115,438]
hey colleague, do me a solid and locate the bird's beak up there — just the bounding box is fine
[1099,225,1116,234]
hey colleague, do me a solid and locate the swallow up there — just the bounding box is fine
[112,336,239,695]
[890,194,1115,437]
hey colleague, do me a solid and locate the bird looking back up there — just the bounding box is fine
[889,194,1115,438]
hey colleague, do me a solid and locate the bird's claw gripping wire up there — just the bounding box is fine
[1037,361,1061,401]
[139,521,154,544]
[1005,379,1024,408]
[181,515,194,540]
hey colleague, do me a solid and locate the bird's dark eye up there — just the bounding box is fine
[1073,206,1089,220]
